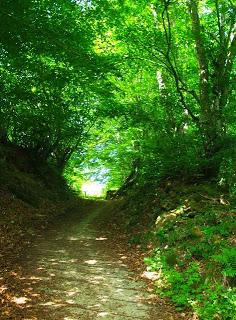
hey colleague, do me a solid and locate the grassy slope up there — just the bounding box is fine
[117,180,236,320]
[0,143,76,267]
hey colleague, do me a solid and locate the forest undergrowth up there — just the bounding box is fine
[115,179,236,320]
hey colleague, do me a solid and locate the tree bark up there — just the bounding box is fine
[0,128,8,144]
[188,0,235,158]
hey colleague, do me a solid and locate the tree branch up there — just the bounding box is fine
[160,0,200,122]
[215,0,223,45]
[161,0,172,57]
[188,0,210,109]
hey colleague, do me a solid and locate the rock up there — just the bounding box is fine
[141,271,160,281]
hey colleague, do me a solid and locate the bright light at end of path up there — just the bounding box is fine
[81,182,104,197]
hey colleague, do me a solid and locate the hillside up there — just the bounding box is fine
[0,143,75,267]
[114,180,236,319]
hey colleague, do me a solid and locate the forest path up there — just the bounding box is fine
[1,201,177,320]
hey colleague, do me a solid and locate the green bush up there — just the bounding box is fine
[144,192,236,320]
[213,248,236,280]
[145,251,236,319]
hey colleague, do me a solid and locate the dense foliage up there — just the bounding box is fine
[65,0,236,190]
[116,181,236,319]
[0,0,116,171]
[1,0,235,187]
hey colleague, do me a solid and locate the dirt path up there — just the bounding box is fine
[1,201,178,320]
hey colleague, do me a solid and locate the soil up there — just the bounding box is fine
[0,201,184,320]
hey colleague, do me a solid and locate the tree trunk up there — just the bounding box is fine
[0,128,8,144]
[188,0,235,159]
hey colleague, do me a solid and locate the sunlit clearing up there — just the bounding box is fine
[81,181,105,197]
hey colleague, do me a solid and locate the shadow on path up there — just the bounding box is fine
[0,201,176,320]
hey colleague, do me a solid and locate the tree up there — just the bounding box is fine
[100,0,236,160]
[0,0,117,169]
[0,0,235,185]
[188,0,236,157]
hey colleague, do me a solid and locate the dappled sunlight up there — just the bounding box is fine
[67,236,79,241]
[0,285,8,293]
[68,259,78,263]
[66,290,78,297]
[84,259,98,265]
[40,301,64,307]
[93,275,105,280]
[1,205,159,320]
[87,303,101,308]
[12,296,29,305]
[1,0,234,317]
[37,267,45,271]
[66,299,77,305]
[95,237,108,241]
[97,311,110,317]
[115,288,124,293]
